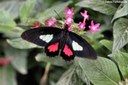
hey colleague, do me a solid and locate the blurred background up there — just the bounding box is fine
[0,0,128,85]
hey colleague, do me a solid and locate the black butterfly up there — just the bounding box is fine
[21,24,97,61]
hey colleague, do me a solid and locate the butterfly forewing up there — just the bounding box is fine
[21,27,62,46]
[67,31,97,59]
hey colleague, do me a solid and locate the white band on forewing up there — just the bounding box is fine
[72,41,83,51]
[39,34,53,43]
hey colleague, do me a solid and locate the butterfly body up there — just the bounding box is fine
[21,25,97,61]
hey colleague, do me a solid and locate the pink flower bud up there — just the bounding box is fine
[33,22,41,28]
[45,17,57,27]
[68,26,73,31]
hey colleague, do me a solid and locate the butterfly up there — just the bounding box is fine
[21,24,97,61]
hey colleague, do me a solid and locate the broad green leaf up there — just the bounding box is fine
[7,38,38,49]
[110,51,128,78]
[0,9,16,32]
[0,1,23,19]
[5,46,28,74]
[3,27,24,38]
[0,65,17,85]
[113,18,128,52]
[91,33,104,40]
[20,0,36,22]
[76,65,91,85]
[75,57,120,85]
[112,2,128,22]
[36,1,71,23]
[35,53,68,67]
[76,0,116,15]
[100,39,112,51]
[56,66,84,85]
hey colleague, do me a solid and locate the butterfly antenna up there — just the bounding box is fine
[54,10,64,20]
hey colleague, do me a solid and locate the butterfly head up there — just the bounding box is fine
[64,24,69,30]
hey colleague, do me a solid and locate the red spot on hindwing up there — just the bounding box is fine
[63,44,73,57]
[48,42,59,52]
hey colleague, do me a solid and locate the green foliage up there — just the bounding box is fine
[0,65,17,85]
[112,2,128,22]
[56,66,84,85]
[36,1,71,23]
[35,53,68,67]
[76,0,117,15]
[113,18,128,52]
[110,51,128,78]
[5,46,28,74]
[20,0,36,22]
[100,39,112,51]
[75,57,120,85]
[7,38,38,49]
[0,9,16,32]
[0,0,128,85]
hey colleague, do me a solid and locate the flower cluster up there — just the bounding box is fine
[64,7,74,31]
[35,7,101,33]
[64,7,100,32]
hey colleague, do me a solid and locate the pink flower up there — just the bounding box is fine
[68,26,73,31]
[89,20,100,33]
[45,17,57,27]
[81,10,89,22]
[0,58,13,66]
[78,22,86,30]
[64,7,74,17]
[65,17,73,26]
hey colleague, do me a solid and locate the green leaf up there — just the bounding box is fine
[7,38,38,49]
[76,0,116,15]
[75,57,120,85]
[0,65,17,85]
[36,1,71,23]
[112,2,128,22]
[100,39,112,51]
[110,51,128,78]
[76,66,91,85]
[35,53,68,67]
[113,18,128,52]
[0,9,16,32]
[5,46,28,74]
[56,66,84,85]
[20,0,36,22]
[3,27,24,38]
[0,1,23,19]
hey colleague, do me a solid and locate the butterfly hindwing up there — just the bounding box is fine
[67,31,97,59]
[21,27,62,46]
[60,42,75,61]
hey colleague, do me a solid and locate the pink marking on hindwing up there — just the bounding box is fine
[48,42,59,52]
[63,44,73,57]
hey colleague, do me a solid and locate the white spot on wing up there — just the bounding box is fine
[39,34,53,43]
[72,41,83,51]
